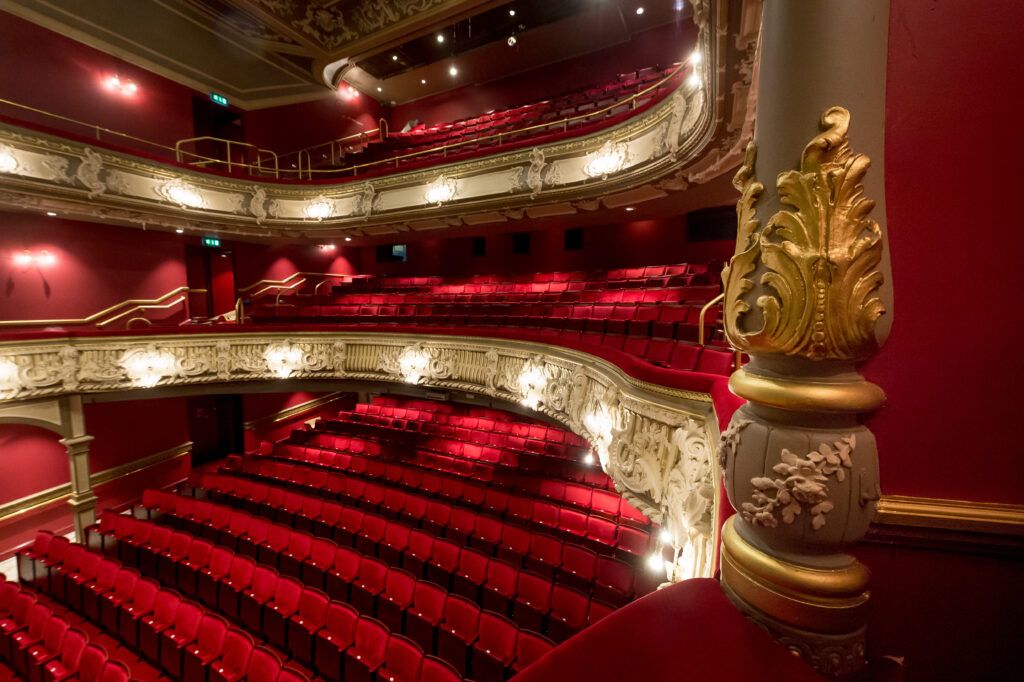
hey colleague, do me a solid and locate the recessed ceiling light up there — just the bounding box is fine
[625,206,636,211]
[421,79,427,85]
[376,86,382,92]
[45,211,57,217]
[392,54,399,61]
[345,236,353,242]
[175,227,184,234]
[449,65,458,77]
[674,1,685,11]
[509,9,515,16]
[636,6,645,15]
[436,33,445,43]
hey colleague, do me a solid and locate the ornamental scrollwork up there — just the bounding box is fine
[75,148,106,198]
[721,107,886,361]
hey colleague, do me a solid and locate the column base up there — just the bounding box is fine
[68,491,98,543]
[720,516,870,676]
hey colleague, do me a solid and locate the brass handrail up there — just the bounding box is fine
[697,292,724,347]
[238,271,358,297]
[235,298,245,325]
[0,286,205,328]
[284,127,383,179]
[175,136,279,178]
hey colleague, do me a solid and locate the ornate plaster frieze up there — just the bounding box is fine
[0,0,761,238]
[0,330,719,580]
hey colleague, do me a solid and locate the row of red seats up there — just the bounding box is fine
[15,533,308,682]
[190,472,643,605]
[269,440,642,528]
[234,450,650,556]
[0,573,134,682]
[123,500,555,680]
[353,402,589,449]
[318,285,715,306]
[280,430,610,499]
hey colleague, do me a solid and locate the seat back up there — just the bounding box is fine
[412,581,447,620]
[419,655,462,682]
[58,627,88,670]
[443,594,480,639]
[152,589,181,627]
[385,569,417,607]
[76,643,109,682]
[477,611,518,662]
[353,617,389,666]
[384,634,424,680]
[515,631,555,670]
[98,659,131,682]
[130,578,160,614]
[196,613,229,655]
[174,600,203,640]
[297,588,329,626]
[517,572,553,610]
[322,601,358,646]
[273,577,303,612]
[220,628,255,675]
[246,646,284,682]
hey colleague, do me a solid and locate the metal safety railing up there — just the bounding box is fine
[174,136,279,178]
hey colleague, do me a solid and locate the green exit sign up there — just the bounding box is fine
[202,236,221,248]
[209,92,229,107]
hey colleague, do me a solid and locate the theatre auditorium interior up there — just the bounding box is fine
[0,0,1019,680]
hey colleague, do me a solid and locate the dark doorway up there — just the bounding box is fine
[187,395,244,466]
[190,96,245,166]
[184,245,236,320]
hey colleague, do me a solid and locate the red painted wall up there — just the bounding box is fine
[0,425,67,506]
[390,21,696,129]
[357,217,734,278]
[245,95,386,161]
[0,11,197,151]
[241,391,343,451]
[84,398,191,473]
[0,212,187,327]
[231,240,359,295]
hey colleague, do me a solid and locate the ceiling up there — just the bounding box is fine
[1,0,683,109]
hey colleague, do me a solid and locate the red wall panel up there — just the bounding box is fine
[0,424,67,506]
[390,22,696,129]
[231,240,359,294]
[0,212,187,325]
[866,0,1022,504]
[245,95,385,159]
[0,11,197,149]
[84,398,191,473]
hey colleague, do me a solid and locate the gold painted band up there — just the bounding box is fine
[720,518,870,633]
[729,368,886,413]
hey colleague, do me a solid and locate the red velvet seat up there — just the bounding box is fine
[279,531,314,580]
[239,566,277,635]
[81,559,119,623]
[348,555,385,615]
[548,584,590,642]
[39,626,87,682]
[9,603,51,675]
[74,644,108,682]
[510,630,555,675]
[593,557,635,606]
[263,576,303,649]
[326,546,360,602]
[198,546,233,609]
[451,549,488,602]
[378,635,424,682]
[524,535,562,580]
[16,531,53,587]
[287,588,329,667]
[98,567,138,635]
[481,560,518,616]
[437,595,480,675]
[379,523,411,567]
[344,617,389,682]
[245,646,284,682]
[471,611,518,682]
[404,580,446,653]
[419,655,461,682]
[23,612,68,680]
[177,538,212,596]
[377,569,416,634]
[182,614,229,682]
[97,660,131,682]
[160,599,202,678]
[315,602,358,682]
[117,577,159,648]
[209,628,254,682]
[138,589,181,663]
[218,555,255,621]
[512,572,552,632]
[425,540,460,589]
[402,530,434,578]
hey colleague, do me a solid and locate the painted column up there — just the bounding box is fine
[58,395,96,541]
[718,1,891,676]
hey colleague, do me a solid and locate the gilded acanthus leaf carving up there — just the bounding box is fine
[722,107,886,361]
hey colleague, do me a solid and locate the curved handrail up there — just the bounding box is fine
[697,292,723,347]
[0,286,205,329]
[175,136,279,178]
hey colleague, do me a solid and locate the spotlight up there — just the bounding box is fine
[318,244,337,252]
[449,65,458,77]
[509,9,516,16]
[635,6,645,15]
[436,33,445,43]
[36,251,55,266]
[421,79,427,85]
[646,554,664,573]
[507,34,517,47]
[690,50,702,65]
[103,75,138,96]
[625,206,636,212]
[13,251,33,267]
[377,86,383,92]
[344,236,353,242]
[45,211,57,217]
[392,54,399,61]
[583,453,595,466]
[175,228,184,234]
[674,0,685,11]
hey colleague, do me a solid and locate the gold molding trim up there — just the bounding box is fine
[242,392,347,430]
[0,440,192,523]
[874,495,1024,538]
[728,367,886,413]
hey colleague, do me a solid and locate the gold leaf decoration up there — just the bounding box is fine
[722,107,886,361]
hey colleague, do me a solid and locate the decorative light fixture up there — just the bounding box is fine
[304,195,334,221]
[507,35,517,47]
[318,243,337,252]
[119,347,177,388]
[659,528,673,544]
[583,140,629,179]
[517,360,547,409]
[175,227,185,234]
[509,9,516,17]
[449,65,458,77]
[264,343,305,378]
[625,206,636,212]
[0,145,18,174]
[689,49,702,65]
[45,211,57,217]
[636,6,645,15]
[436,33,445,43]
[377,86,383,92]
[392,54,399,61]
[421,79,427,85]
[687,72,701,89]
[0,357,22,398]
[674,0,685,11]
[103,75,138,96]
[583,452,596,466]
[160,179,204,208]
[397,346,431,384]
[344,236,353,242]
[338,84,359,100]
[11,250,56,268]
[424,175,457,206]
[646,553,665,574]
